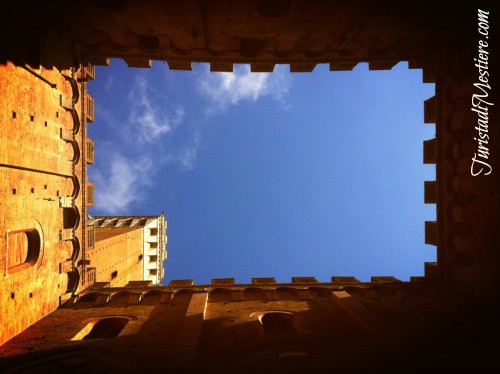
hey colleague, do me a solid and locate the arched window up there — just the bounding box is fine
[81,317,129,340]
[260,312,298,334]
[7,229,41,274]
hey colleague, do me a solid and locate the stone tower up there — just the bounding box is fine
[86,214,167,287]
[0,61,95,346]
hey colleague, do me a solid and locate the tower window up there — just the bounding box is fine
[73,317,130,340]
[260,312,298,334]
[111,270,118,279]
[7,229,41,274]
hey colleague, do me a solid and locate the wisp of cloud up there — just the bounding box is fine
[197,64,291,113]
[129,75,185,143]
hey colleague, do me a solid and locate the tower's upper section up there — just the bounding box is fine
[88,212,167,285]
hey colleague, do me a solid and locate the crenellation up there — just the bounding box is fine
[166,60,193,71]
[425,221,439,246]
[424,96,437,123]
[371,276,401,283]
[123,57,152,68]
[424,180,438,204]
[329,61,359,71]
[211,277,235,285]
[290,62,316,72]
[291,277,318,284]
[209,61,233,72]
[368,60,398,70]
[252,277,277,284]
[332,276,361,283]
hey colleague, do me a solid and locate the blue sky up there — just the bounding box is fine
[87,60,436,285]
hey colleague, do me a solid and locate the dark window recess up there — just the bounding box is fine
[261,312,297,334]
[111,271,118,279]
[138,254,143,261]
[12,189,16,194]
[12,111,16,118]
[30,115,34,121]
[83,317,129,340]
[7,229,41,273]
[63,207,78,229]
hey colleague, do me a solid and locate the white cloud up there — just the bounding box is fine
[92,65,291,214]
[177,130,201,171]
[92,153,153,214]
[197,64,291,113]
[104,74,115,94]
[129,75,185,143]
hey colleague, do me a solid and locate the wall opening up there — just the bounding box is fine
[74,317,130,340]
[260,312,298,334]
[7,229,41,273]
